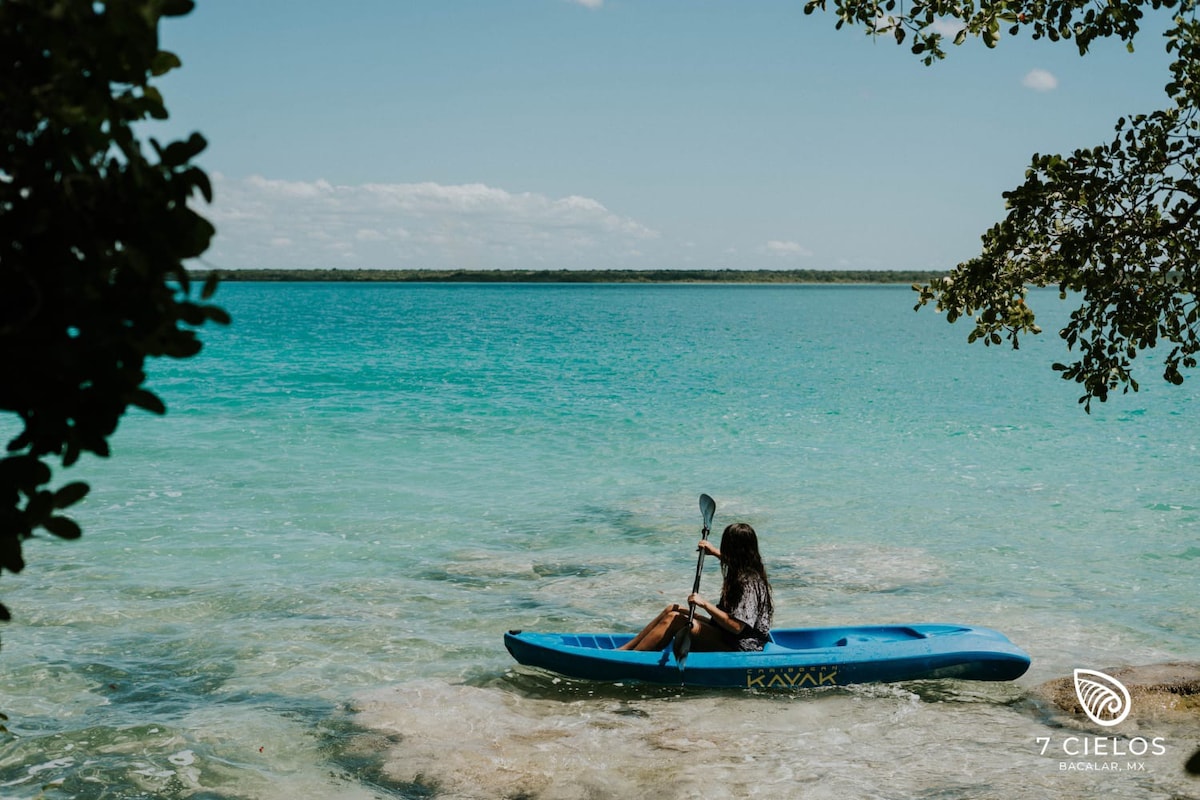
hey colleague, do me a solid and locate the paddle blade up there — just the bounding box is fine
[699,494,716,532]
[672,627,691,671]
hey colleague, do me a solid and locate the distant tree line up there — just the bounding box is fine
[199,268,947,284]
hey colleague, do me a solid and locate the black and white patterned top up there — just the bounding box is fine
[719,574,773,651]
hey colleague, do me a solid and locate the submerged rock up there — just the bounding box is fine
[1032,662,1200,727]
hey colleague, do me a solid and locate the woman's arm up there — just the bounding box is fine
[688,592,745,635]
[697,540,721,560]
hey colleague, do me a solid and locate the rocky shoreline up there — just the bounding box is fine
[1032,662,1200,724]
[1029,662,1200,775]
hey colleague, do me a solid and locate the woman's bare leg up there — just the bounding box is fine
[618,604,687,651]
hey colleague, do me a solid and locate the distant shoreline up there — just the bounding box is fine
[196,268,945,284]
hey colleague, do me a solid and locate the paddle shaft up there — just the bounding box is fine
[685,526,710,625]
[686,494,717,626]
[672,494,717,671]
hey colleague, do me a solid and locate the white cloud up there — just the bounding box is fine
[200,175,658,269]
[763,240,814,258]
[930,19,966,38]
[1022,68,1059,92]
[570,0,604,7]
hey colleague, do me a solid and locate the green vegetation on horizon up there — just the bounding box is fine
[203,268,947,284]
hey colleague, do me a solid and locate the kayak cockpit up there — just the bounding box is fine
[556,633,632,650]
[768,624,972,651]
[547,625,978,653]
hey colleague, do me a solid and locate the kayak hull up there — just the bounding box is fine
[504,623,1030,688]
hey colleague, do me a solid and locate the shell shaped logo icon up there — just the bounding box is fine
[1073,668,1132,727]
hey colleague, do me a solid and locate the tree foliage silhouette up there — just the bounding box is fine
[806,0,1200,410]
[0,0,226,621]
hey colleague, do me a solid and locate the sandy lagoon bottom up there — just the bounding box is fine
[341,670,1200,800]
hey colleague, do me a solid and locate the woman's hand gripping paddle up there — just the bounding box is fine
[672,493,716,671]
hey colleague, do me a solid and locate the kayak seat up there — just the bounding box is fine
[835,635,876,647]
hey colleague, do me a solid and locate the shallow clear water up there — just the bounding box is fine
[0,283,1197,798]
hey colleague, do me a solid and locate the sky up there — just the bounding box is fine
[154,0,1177,271]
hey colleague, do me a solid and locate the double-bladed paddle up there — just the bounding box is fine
[672,493,716,671]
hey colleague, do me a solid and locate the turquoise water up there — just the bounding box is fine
[0,283,1197,798]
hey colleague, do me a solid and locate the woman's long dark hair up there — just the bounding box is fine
[717,522,773,618]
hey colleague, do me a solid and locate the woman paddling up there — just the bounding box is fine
[619,522,774,652]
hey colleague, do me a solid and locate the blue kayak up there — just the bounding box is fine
[504,623,1030,688]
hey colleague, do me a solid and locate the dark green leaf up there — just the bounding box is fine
[130,389,167,415]
[151,50,183,77]
[0,536,25,574]
[43,517,82,540]
[53,482,90,509]
[25,491,53,524]
[204,305,232,325]
[201,271,221,300]
[161,133,208,167]
[190,168,214,204]
[161,0,197,16]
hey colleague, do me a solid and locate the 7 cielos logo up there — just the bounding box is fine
[1073,668,1132,727]
[1036,666,1168,771]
